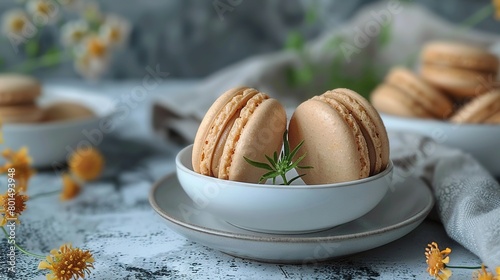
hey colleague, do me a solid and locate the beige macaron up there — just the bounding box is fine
[288,88,390,185]
[192,87,287,183]
[420,41,499,97]
[450,90,500,124]
[371,67,454,119]
[0,73,41,106]
[42,102,95,122]
[0,103,44,123]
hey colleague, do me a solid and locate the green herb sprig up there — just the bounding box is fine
[244,130,312,185]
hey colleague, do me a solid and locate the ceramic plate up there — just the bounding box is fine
[1,86,115,167]
[149,173,434,263]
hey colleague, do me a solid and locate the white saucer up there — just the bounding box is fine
[149,173,434,263]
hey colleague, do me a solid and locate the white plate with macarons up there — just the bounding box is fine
[0,74,115,167]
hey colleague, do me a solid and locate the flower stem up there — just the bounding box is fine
[1,227,45,259]
[29,190,60,200]
[446,265,484,269]
[11,51,70,73]
[281,173,289,185]
[459,5,493,30]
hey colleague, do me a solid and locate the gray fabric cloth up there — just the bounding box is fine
[152,2,500,268]
[389,131,500,269]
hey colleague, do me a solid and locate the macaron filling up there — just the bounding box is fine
[218,93,269,180]
[199,88,258,176]
[327,91,386,174]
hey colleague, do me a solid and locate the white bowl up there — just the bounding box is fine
[175,145,393,234]
[381,114,500,177]
[1,86,115,168]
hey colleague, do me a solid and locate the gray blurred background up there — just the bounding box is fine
[0,0,498,79]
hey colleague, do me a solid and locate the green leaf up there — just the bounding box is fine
[283,129,290,158]
[261,170,280,180]
[305,7,317,24]
[244,157,274,171]
[378,22,392,48]
[289,153,307,170]
[285,31,304,51]
[297,165,313,169]
[295,67,314,86]
[265,154,277,167]
[243,130,313,185]
[288,174,307,185]
[24,40,39,57]
[288,140,304,161]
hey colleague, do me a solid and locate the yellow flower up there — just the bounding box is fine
[473,265,500,280]
[38,243,94,280]
[0,191,28,226]
[68,147,104,181]
[494,0,500,20]
[425,242,452,280]
[0,147,35,193]
[60,173,81,201]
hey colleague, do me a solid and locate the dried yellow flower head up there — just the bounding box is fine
[425,242,452,280]
[68,148,104,181]
[60,173,81,201]
[474,265,494,280]
[0,191,28,226]
[0,147,35,193]
[38,243,95,280]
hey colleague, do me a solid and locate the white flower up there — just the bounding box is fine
[99,14,131,48]
[1,9,34,37]
[74,35,109,80]
[61,20,89,47]
[26,0,60,25]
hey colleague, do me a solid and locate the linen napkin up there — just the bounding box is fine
[152,1,500,268]
[389,131,500,269]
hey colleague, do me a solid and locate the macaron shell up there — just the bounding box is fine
[222,97,287,182]
[192,87,254,174]
[323,88,389,175]
[485,111,500,124]
[0,104,44,123]
[42,102,95,122]
[450,90,500,123]
[386,67,453,118]
[0,74,41,105]
[421,41,499,73]
[420,64,494,97]
[289,99,369,185]
[371,84,434,119]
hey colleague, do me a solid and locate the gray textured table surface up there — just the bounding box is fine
[0,80,483,280]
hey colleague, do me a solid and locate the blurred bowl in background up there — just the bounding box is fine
[1,86,115,168]
[381,114,500,177]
